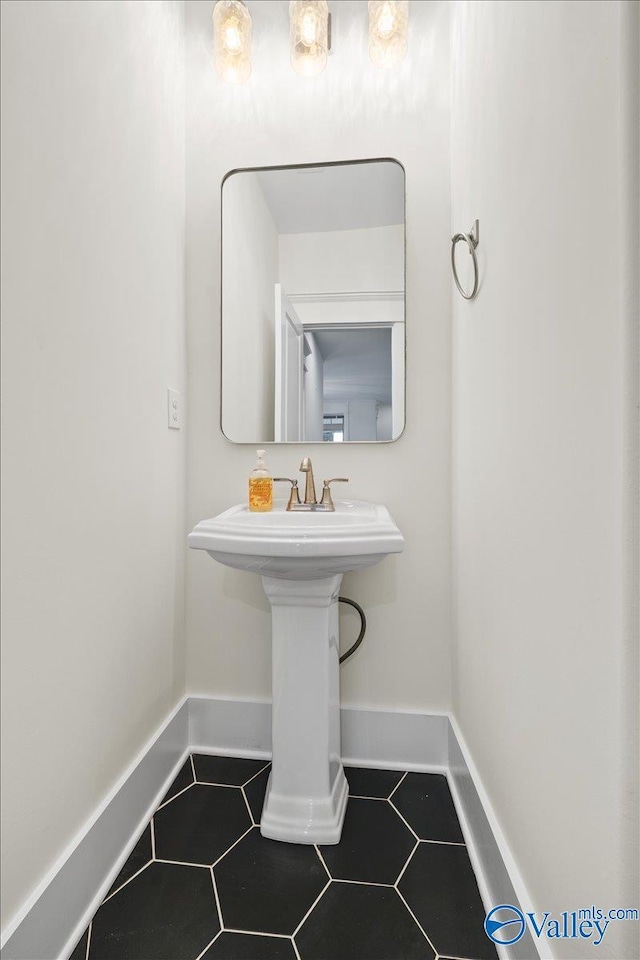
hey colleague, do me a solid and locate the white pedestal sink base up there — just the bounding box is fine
[188,501,404,846]
[260,574,348,844]
[260,765,349,844]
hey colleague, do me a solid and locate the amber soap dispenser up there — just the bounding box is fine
[248,449,273,512]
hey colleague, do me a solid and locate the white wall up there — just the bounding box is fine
[451,2,639,957]
[222,172,279,442]
[279,224,404,295]
[185,0,451,712]
[0,0,186,935]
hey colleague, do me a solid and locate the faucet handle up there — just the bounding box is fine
[320,478,349,511]
[273,478,302,511]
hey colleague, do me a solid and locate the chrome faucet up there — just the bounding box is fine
[274,457,349,512]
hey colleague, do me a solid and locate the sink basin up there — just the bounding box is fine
[188,498,404,580]
[189,497,404,845]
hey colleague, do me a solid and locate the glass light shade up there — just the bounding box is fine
[368,0,408,68]
[290,1,329,77]
[213,0,252,83]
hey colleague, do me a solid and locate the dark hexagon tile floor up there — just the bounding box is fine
[244,764,270,823]
[318,797,416,884]
[158,757,194,806]
[296,883,435,960]
[392,772,465,843]
[398,842,498,960]
[91,862,219,960]
[201,931,297,960]
[154,784,251,865]
[104,823,152,898]
[214,828,328,935]
[193,754,269,787]
[68,755,495,960]
[69,928,89,960]
[344,765,405,799]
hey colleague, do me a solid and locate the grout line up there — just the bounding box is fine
[190,753,197,781]
[292,880,331,938]
[211,825,255,868]
[223,928,294,940]
[84,920,92,960]
[348,794,390,802]
[101,861,152,904]
[192,781,244,791]
[240,785,255,826]
[395,887,439,955]
[242,761,271,787]
[194,929,222,960]
[150,818,156,859]
[437,955,487,960]
[419,838,466,847]
[332,877,394,888]
[314,845,332,880]
[155,782,195,811]
[388,771,409,800]
[154,858,210,869]
[292,935,302,960]
[434,955,482,960]
[388,799,420,841]
[209,866,224,931]
[394,838,419,887]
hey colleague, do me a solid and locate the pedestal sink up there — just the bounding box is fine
[188,499,404,844]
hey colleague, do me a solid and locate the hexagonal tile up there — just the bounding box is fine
[154,784,251,865]
[214,827,327,935]
[244,765,270,823]
[344,767,404,799]
[194,754,269,786]
[319,798,415,884]
[295,882,435,960]
[104,824,152,898]
[68,927,89,960]
[158,758,194,806]
[89,862,219,960]
[398,843,497,960]
[201,931,296,959]
[391,773,464,843]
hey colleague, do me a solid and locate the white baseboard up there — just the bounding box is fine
[189,695,450,772]
[0,696,534,960]
[341,705,449,771]
[447,716,542,960]
[1,698,189,960]
[189,694,272,759]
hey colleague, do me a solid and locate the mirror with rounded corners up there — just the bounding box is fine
[221,158,405,443]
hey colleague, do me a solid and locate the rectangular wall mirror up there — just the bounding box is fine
[221,158,405,443]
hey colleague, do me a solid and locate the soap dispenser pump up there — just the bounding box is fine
[248,449,273,512]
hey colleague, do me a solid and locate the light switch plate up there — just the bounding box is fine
[167,388,182,429]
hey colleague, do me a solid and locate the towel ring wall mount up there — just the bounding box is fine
[451,219,480,300]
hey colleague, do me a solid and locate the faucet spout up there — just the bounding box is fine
[299,457,317,505]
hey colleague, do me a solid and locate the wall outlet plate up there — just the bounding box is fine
[167,388,182,429]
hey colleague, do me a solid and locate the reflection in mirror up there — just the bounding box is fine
[221,159,405,443]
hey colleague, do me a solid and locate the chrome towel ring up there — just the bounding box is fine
[451,219,480,300]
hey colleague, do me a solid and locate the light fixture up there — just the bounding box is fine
[213,0,252,83]
[368,0,408,68]
[290,1,330,77]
